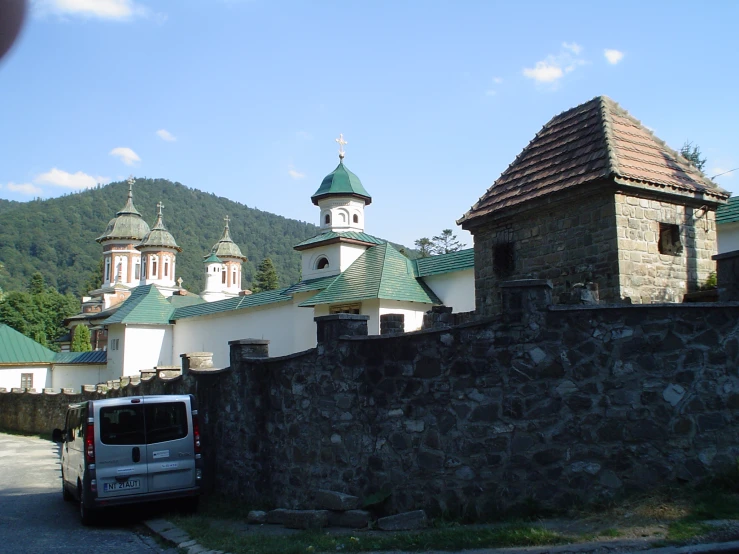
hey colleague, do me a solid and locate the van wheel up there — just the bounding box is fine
[61,472,72,502]
[79,485,95,526]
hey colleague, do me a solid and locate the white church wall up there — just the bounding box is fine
[717,222,739,254]
[0,366,50,391]
[378,301,431,332]
[301,243,367,280]
[422,269,475,313]
[122,325,173,376]
[291,293,321,352]
[52,364,115,390]
[106,325,125,377]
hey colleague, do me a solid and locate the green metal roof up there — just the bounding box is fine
[414,248,475,277]
[294,230,386,250]
[96,184,150,243]
[0,324,56,364]
[716,196,739,224]
[311,161,372,206]
[284,274,339,295]
[204,252,223,264]
[212,221,246,260]
[54,351,107,364]
[138,209,181,251]
[172,288,291,320]
[103,285,175,325]
[167,294,207,309]
[300,243,441,307]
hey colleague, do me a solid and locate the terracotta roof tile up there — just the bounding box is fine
[459,96,728,227]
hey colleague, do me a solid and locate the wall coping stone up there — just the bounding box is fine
[189,366,231,375]
[499,279,553,289]
[314,314,370,322]
[712,250,739,261]
[339,316,503,342]
[240,348,317,365]
[228,339,270,346]
[548,302,739,312]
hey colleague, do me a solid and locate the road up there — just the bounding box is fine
[0,432,172,554]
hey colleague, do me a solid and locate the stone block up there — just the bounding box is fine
[315,490,359,511]
[377,510,428,531]
[327,509,371,529]
[266,508,289,524]
[282,509,329,530]
[247,510,267,524]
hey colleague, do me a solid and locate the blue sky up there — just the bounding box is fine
[1,0,738,249]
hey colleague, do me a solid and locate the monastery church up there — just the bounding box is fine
[0,96,730,392]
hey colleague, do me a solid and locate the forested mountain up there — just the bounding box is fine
[0,178,319,295]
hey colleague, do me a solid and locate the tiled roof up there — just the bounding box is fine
[171,288,291,320]
[167,294,207,309]
[312,161,372,205]
[294,231,386,250]
[299,243,441,307]
[414,248,475,277]
[284,275,339,295]
[459,96,729,227]
[103,285,175,325]
[54,351,107,364]
[716,196,739,224]
[0,324,56,364]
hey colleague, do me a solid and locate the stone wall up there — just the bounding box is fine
[472,191,620,316]
[2,292,738,518]
[614,193,717,303]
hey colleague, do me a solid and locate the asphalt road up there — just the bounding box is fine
[0,432,172,554]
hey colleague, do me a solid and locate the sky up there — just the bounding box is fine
[1,0,738,250]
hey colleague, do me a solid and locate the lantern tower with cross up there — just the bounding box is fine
[202,215,247,301]
[136,201,182,293]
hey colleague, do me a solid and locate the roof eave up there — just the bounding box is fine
[294,236,378,251]
[311,192,372,206]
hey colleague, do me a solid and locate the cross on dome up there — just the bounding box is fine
[335,133,347,160]
[157,202,164,216]
[224,215,230,227]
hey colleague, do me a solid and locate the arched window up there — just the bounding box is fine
[222,269,226,284]
[353,214,359,223]
[324,214,331,224]
[316,257,329,270]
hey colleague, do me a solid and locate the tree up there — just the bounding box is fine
[431,229,465,255]
[252,257,279,293]
[71,324,92,352]
[680,141,707,173]
[414,237,434,258]
[30,272,45,294]
[83,258,104,293]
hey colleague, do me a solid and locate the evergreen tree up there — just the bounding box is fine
[680,141,707,173]
[71,324,92,352]
[414,237,434,258]
[431,229,465,255]
[252,257,279,293]
[83,258,104,293]
[30,272,45,294]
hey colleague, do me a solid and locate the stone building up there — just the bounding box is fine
[458,96,729,316]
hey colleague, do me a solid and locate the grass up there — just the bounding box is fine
[168,516,567,554]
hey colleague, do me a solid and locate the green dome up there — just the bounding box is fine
[204,251,222,264]
[212,220,246,261]
[311,161,372,206]
[137,205,181,252]
[96,185,150,243]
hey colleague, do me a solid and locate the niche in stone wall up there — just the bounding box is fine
[658,223,682,255]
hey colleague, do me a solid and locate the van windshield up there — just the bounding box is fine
[99,401,188,445]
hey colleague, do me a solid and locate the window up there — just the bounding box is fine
[104,259,111,282]
[21,373,33,389]
[222,270,226,284]
[152,258,158,276]
[330,303,361,314]
[316,257,329,270]
[142,256,147,278]
[110,338,119,351]
[100,405,145,445]
[134,262,140,280]
[493,242,515,278]
[324,214,331,224]
[353,214,359,223]
[659,223,682,255]
[232,268,237,285]
[164,259,169,277]
[100,402,187,446]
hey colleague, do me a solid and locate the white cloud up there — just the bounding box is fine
[288,167,305,180]
[562,42,582,55]
[296,131,312,140]
[109,147,141,165]
[35,168,108,189]
[523,61,564,83]
[604,49,624,65]
[34,0,149,20]
[492,77,503,84]
[5,182,43,195]
[156,129,177,142]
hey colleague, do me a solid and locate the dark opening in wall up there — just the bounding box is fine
[493,242,515,277]
[658,223,682,255]
[325,214,331,224]
[316,257,329,270]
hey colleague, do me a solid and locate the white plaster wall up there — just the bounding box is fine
[301,243,368,280]
[317,197,366,232]
[52,364,116,390]
[378,301,433,332]
[0,366,50,390]
[422,269,476,313]
[122,325,173,376]
[291,293,321,352]
[172,300,301,368]
[106,325,125,378]
[361,299,381,335]
[717,222,739,254]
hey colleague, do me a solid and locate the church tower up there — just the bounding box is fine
[201,216,247,302]
[136,202,182,295]
[95,177,150,289]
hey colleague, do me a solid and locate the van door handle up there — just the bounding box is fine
[132,447,140,463]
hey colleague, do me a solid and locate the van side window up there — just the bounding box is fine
[100,406,145,445]
[146,402,188,444]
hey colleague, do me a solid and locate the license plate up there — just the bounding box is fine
[104,479,141,492]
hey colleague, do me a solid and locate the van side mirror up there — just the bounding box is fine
[52,429,64,442]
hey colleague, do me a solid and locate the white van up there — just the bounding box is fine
[53,395,203,525]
